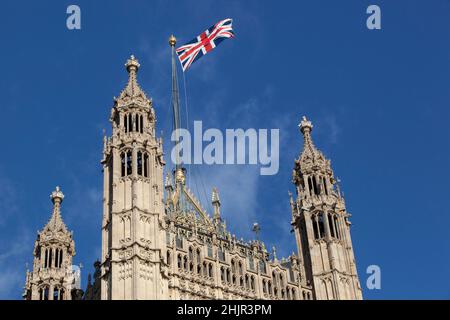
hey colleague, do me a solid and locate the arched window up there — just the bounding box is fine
[248,256,255,271]
[48,249,53,268]
[44,249,48,268]
[188,247,193,261]
[140,115,144,133]
[196,248,201,265]
[121,152,126,177]
[177,254,182,269]
[334,216,341,239]
[60,289,65,300]
[126,151,132,175]
[218,247,225,262]
[207,243,213,258]
[262,280,267,293]
[238,261,243,275]
[55,249,59,268]
[136,114,140,133]
[137,151,143,176]
[308,176,313,195]
[53,288,59,300]
[124,114,128,133]
[323,177,328,195]
[167,251,171,266]
[268,281,272,295]
[259,260,266,274]
[43,287,49,300]
[318,212,325,238]
[313,215,320,239]
[208,263,213,278]
[328,213,335,238]
[128,113,133,132]
[59,249,63,267]
[226,269,231,283]
[231,259,236,273]
[143,153,149,178]
[312,176,320,195]
[245,274,249,289]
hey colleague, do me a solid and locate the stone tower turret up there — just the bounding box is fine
[291,117,363,300]
[100,56,167,300]
[23,186,77,300]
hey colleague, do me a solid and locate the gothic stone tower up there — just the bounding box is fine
[291,117,363,300]
[100,56,167,299]
[23,187,76,300]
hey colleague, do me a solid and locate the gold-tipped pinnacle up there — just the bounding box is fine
[169,34,177,47]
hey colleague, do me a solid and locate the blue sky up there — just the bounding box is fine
[0,0,449,299]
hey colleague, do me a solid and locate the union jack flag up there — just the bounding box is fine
[176,18,234,72]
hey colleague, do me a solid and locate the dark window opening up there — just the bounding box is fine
[328,214,335,238]
[128,113,133,132]
[48,249,53,268]
[312,176,320,195]
[143,154,149,178]
[308,177,313,195]
[313,217,320,239]
[126,151,132,175]
[323,177,328,195]
[334,216,340,239]
[318,212,325,238]
[121,153,126,177]
[137,151,143,176]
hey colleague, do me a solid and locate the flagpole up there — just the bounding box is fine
[169,35,185,184]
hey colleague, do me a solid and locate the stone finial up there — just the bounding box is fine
[272,246,278,262]
[50,186,64,204]
[212,187,220,205]
[299,116,313,134]
[212,187,221,222]
[125,55,140,73]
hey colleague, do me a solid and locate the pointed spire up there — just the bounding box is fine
[299,116,318,158]
[44,186,68,233]
[298,116,331,169]
[116,55,149,106]
[212,187,221,222]
[272,246,278,262]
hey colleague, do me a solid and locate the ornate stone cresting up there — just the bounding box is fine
[291,117,363,300]
[23,187,77,300]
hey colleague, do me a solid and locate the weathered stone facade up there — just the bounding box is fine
[24,56,363,300]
